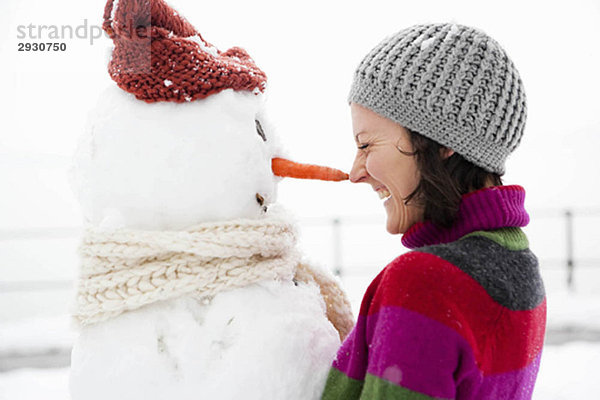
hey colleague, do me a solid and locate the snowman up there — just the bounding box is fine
[68,0,354,399]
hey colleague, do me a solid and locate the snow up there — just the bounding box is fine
[71,86,280,230]
[533,342,600,399]
[186,35,219,57]
[0,343,591,400]
[109,0,119,23]
[69,281,339,400]
[163,79,173,87]
[0,368,70,400]
[10,344,596,400]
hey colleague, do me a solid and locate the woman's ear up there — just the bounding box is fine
[440,147,455,160]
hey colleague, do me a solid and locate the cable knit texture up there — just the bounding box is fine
[349,23,527,174]
[102,0,267,103]
[74,215,354,340]
[75,216,297,325]
[402,185,529,249]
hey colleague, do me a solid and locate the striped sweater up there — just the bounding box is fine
[321,185,546,400]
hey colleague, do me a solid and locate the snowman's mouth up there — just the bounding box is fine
[256,193,268,213]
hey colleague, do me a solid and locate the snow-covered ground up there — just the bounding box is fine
[4,342,594,400]
[0,367,69,400]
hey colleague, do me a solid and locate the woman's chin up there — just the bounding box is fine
[385,208,413,235]
[385,216,402,235]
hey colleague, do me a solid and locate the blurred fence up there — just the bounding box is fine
[300,207,600,291]
[1,207,600,296]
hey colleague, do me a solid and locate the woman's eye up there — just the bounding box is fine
[255,120,267,142]
[357,143,369,150]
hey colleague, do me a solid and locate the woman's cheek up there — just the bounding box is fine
[365,155,382,180]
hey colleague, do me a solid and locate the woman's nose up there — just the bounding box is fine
[349,155,367,183]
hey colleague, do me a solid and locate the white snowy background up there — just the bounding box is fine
[1,0,600,399]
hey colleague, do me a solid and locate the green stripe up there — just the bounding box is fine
[363,373,446,399]
[321,369,446,400]
[321,368,363,400]
[462,227,529,251]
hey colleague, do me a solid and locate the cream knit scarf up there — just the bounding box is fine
[74,216,298,325]
[73,215,354,340]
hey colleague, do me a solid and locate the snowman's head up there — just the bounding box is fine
[72,87,284,230]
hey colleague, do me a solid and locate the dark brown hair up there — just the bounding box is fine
[402,130,503,229]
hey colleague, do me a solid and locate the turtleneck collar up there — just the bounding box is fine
[401,185,530,249]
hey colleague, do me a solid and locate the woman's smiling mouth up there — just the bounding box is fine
[375,187,392,200]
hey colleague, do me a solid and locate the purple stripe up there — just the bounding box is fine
[333,306,542,399]
[472,352,542,400]
[334,306,479,398]
[366,307,478,398]
[332,322,368,380]
[402,185,530,249]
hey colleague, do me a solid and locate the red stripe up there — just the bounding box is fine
[364,251,546,375]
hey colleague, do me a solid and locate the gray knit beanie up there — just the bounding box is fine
[349,23,527,174]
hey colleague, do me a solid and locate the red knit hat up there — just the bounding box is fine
[102,0,267,103]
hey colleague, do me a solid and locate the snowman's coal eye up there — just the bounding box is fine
[255,120,267,142]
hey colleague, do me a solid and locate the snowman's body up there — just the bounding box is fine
[71,282,339,399]
[69,87,342,399]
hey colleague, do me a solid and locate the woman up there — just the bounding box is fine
[321,23,546,400]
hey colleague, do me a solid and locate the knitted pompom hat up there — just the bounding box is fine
[102,0,267,103]
[349,23,527,174]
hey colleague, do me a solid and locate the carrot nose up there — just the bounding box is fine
[272,157,349,181]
